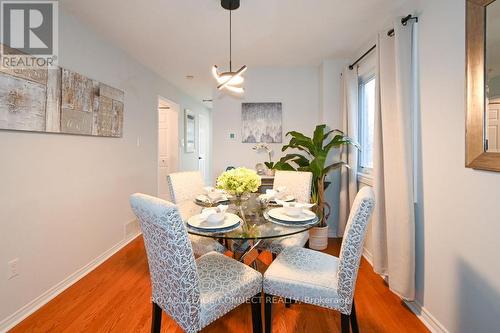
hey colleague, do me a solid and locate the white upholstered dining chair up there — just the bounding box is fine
[259,170,313,255]
[130,194,263,333]
[167,171,204,204]
[262,187,375,333]
[273,170,313,203]
[167,171,226,256]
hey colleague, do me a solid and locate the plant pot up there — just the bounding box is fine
[266,168,276,176]
[309,225,329,250]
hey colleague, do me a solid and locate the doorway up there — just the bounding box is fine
[157,97,179,200]
[198,113,210,185]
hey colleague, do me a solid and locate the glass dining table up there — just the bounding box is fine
[186,193,319,263]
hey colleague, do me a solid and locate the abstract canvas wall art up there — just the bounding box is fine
[241,102,282,143]
[0,48,124,137]
[0,68,50,132]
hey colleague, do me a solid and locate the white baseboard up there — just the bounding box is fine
[404,300,449,333]
[0,231,142,333]
[362,246,448,333]
[362,246,373,266]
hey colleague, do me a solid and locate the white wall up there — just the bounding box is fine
[413,0,500,331]
[212,67,321,179]
[0,10,209,329]
[212,64,347,235]
[357,1,500,331]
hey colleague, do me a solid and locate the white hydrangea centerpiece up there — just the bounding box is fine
[216,167,261,196]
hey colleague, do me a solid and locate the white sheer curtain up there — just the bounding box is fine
[338,68,359,236]
[372,19,418,300]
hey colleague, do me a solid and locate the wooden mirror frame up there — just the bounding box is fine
[466,0,500,171]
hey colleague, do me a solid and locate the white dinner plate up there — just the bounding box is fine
[195,194,230,204]
[187,213,241,230]
[267,207,317,222]
[258,194,295,203]
[266,216,318,227]
[273,195,295,203]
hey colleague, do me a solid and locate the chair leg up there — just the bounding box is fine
[284,297,297,308]
[350,300,359,333]
[251,293,263,333]
[341,313,350,333]
[264,294,273,333]
[151,302,162,333]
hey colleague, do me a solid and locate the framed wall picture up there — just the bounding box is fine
[241,102,282,143]
[184,109,196,153]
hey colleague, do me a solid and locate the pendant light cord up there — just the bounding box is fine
[229,9,232,72]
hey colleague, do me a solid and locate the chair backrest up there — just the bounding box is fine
[336,186,375,314]
[273,170,313,203]
[167,171,205,204]
[129,193,200,332]
[176,200,202,221]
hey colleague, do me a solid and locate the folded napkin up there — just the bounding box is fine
[203,186,225,194]
[203,187,227,202]
[265,186,287,200]
[200,204,228,220]
[196,194,210,203]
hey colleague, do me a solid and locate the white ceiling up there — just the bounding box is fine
[60,0,409,104]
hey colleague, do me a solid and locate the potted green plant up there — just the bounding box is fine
[264,155,295,173]
[278,124,359,250]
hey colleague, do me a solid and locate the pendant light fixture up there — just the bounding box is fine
[212,0,247,94]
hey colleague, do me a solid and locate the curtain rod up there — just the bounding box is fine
[348,14,418,70]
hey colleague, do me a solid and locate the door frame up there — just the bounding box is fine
[157,96,180,198]
[198,112,211,185]
[487,98,500,152]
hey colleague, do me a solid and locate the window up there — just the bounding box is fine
[358,76,376,175]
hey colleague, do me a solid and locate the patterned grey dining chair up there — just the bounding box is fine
[262,186,375,333]
[258,170,313,256]
[167,171,226,257]
[130,194,263,333]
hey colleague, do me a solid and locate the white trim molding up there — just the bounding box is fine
[362,247,374,266]
[361,251,448,333]
[0,230,142,332]
[404,300,449,333]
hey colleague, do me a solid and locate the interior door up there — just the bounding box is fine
[157,102,179,200]
[198,113,210,185]
[487,101,500,152]
[158,109,170,200]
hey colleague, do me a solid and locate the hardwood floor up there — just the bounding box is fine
[10,237,429,333]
